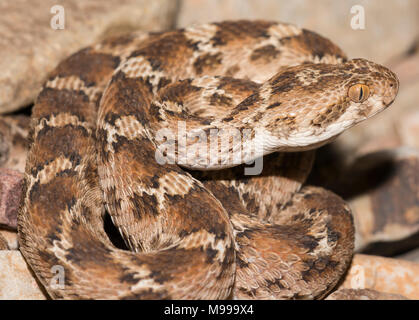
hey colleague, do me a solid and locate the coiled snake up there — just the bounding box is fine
[18,20,399,299]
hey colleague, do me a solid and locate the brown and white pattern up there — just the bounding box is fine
[18,20,399,299]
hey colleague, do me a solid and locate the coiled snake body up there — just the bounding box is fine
[18,21,398,299]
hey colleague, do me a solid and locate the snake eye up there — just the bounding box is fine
[348,84,370,103]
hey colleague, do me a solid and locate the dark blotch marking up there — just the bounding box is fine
[130,192,160,219]
[49,48,121,87]
[280,29,347,61]
[301,235,319,252]
[105,71,152,125]
[64,235,113,266]
[211,20,274,46]
[159,79,201,105]
[101,33,136,48]
[209,93,233,107]
[128,32,196,72]
[270,70,299,95]
[266,102,281,110]
[32,124,87,172]
[230,92,261,116]
[193,52,222,75]
[35,88,90,122]
[216,77,260,92]
[222,116,234,122]
[250,45,280,62]
[205,247,218,264]
[157,77,172,91]
[119,272,139,285]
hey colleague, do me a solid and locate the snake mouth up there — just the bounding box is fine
[383,95,396,106]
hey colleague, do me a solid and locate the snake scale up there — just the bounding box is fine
[17,20,398,299]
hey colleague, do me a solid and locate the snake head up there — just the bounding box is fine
[308,58,400,136]
[261,58,399,151]
[341,58,399,123]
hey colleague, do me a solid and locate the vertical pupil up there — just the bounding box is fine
[359,87,364,100]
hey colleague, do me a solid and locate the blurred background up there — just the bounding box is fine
[0,0,418,299]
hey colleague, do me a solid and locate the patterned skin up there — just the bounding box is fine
[18,21,398,299]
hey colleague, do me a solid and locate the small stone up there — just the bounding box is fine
[0,115,30,172]
[336,254,419,299]
[0,233,8,250]
[0,229,18,250]
[0,168,24,229]
[0,250,47,299]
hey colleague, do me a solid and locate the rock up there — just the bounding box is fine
[0,233,8,250]
[0,229,18,250]
[346,149,419,254]
[337,254,419,299]
[0,250,47,299]
[309,147,419,255]
[0,115,30,172]
[0,0,178,114]
[326,288,408,300]
[396,247,419,263]
[397,110,419,149]
[177,0,419,63]
[387,36,419,85]
[0,169,24,229]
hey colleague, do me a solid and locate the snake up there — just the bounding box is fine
[17,20,399,299]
